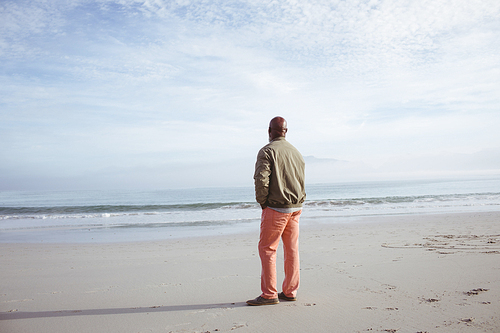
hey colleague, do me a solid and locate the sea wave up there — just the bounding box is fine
[305,192,499,207]
[0,202,256,219]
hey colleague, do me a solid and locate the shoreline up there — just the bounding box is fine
[1,211,499,332]
[3,209,500,245]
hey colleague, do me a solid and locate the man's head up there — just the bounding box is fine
[268,116,288,141]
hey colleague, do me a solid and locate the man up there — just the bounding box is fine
[247,116,306,306]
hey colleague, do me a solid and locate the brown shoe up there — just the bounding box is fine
[278,292,297,301]
[246,296,279,306]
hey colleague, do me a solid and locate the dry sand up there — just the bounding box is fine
[1,212,499,333]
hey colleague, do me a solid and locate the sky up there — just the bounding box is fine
[1,0,500,190]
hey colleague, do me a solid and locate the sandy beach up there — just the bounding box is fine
[1,211,499,333]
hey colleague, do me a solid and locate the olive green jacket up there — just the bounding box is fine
[254,137,306,208]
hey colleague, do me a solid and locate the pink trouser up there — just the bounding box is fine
[259,207,301,299]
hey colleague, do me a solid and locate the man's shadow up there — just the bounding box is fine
[0,302,247,320]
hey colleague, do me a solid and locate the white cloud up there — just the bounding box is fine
[1,0,500,189]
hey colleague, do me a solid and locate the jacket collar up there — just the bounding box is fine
[271,136,286,142]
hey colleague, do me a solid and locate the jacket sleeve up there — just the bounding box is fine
[253,148,272,205]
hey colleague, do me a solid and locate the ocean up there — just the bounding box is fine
[1,177,499,243]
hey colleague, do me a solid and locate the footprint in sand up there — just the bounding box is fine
[464,288,488,296]
[303,303,316,306]
[231,323,247,330]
